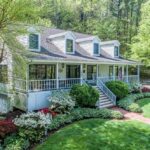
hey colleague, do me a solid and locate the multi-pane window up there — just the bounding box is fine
[114,46,119,56]
[0,65,8,83]
[66,65,80,78]
[29,34,39,49]
[29,64,56,80]
[66,39,73,53]
[93,43,99,55]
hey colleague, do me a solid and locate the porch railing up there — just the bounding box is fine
[14,78,81,92]
[59,78,81,89]
[98,75,139,83]
[29,79,57,91]
[13,75,139,92]
[97,79,116,105]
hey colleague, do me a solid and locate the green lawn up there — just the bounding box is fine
[137,98,150,118]
[35,119,150,150]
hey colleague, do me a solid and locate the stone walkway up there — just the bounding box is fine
[112,107,150,125]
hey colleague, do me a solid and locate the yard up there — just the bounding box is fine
[35,119,150,150]
[137,98,150,118]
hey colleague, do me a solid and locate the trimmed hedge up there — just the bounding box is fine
[106,81,129,100]
[70,84,99,107]
[48,108,123,130]
[118,93,150,113]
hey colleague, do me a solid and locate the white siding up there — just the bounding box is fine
[78,38,100,56]
[58,63,66,79]
[51,37,66,53]
[28,91,51,111]
[0,95,10,113]
[101,44,115,58]
[98,64,109,77]
[17,35,29,48]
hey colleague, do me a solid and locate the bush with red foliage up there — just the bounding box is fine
[39,108,58,117]
[142,87,150,93]
[39,108,49,114]
[0,119,17,138]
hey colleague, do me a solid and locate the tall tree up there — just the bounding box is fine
[0,0,50,63]
[131,0,150,66]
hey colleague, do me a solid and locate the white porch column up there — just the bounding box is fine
[137,65,140,82]
[122,65,124,77]
[126,65,129,83]
[113,65,115,80]
[96,64,99,85]
[80,64,83,85]
[26,64,29,92]
[56,63,59,89]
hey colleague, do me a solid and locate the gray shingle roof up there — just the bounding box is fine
[25,28,139,65]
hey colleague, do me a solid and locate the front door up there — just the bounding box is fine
[87,65,97,80]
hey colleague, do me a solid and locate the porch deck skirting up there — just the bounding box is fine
[13,75,139,92]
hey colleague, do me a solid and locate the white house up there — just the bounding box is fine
[0,27,141,112]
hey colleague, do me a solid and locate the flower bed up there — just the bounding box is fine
[1,108,123,150]
[118,93,150,112]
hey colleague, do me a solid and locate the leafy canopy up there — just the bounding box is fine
[131,0,150,66]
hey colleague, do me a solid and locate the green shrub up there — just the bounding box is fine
[128,83,142,93]
[128,103,142,113]
[106,81,129,100]
[118,93,150,113]
[70,84,99,107]
[4,134,29,150]
[48,108,123,130]
[110,111,124,119]
[49,90,75,114]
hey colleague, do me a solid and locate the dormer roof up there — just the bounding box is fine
[48,31,76,39]
[76,36,101,43]
[101,40,120,46]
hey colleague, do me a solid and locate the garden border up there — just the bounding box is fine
[117,92,150,113]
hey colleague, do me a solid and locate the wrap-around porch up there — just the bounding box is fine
[14,63,140,92]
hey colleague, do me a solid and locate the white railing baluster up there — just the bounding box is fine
[97,79,116,105]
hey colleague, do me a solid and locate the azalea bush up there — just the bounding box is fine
[70,84,99,107]
[13,112,52,142]
[106,81,129,100]
[14,112,52,129]
[0,119,17,138]
[128,83,142,93]
[49,90,75,114]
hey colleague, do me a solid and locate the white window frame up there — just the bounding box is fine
[65,38,75,54]
[114,46,119,57]
[93,42,100,56]
[28,33,41,52]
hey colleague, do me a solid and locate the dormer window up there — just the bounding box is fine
[93,43,99,55]
[29,34,39,50]
[66,39,74,53]
[114,46,119,57]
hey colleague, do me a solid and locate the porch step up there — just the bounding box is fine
[94,86,114,108]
